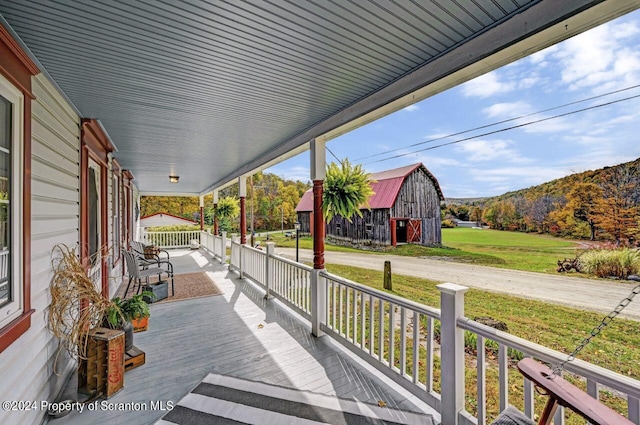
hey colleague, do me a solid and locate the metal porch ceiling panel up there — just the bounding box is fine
[0,0,538,194]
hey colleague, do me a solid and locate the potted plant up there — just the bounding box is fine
[105,291,153,351]
[123,292,154,333]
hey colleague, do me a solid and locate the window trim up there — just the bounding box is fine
[0,73,24,327]
[0,23,38,353]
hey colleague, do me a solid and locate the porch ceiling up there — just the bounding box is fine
[0,1,636,195]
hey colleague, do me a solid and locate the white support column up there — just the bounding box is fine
[438,283,469,425]
[264,242,275,299]
[220,231,227,264]
[310,138,326,181]
[310,137,327,338]
[310,269,326,337]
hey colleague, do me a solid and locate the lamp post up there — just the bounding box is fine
[294,221,301,263]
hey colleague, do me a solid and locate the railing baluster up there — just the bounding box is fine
[400,307,406,376]
[524,377,534,420]
[412,312,419,384]
[378,300,384,361]
[477,335,486,425]
[499,343,508,412]
[554,406,565,425]
[629,396,640,424]
[369,295,374,356]
[353,289,358,345]
[389,303,395,369]
[332,281,337,330]
[339,284,344,336]
[346,287,351,341]
[360,291,365,349]
[426,317,434,392]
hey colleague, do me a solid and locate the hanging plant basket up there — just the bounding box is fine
[323,159,375,223]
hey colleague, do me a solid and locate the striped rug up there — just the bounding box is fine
[157,374,434,425]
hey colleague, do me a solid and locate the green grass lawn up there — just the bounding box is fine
[442,228,579,273]
[259,228,579,274]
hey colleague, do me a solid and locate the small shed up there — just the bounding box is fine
[296,163,444,246]
[139,212,198,229]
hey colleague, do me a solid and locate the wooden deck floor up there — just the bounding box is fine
[50,249,438,424]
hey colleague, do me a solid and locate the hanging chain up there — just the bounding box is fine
[550,282,640,378]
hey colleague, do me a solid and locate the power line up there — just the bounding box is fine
[366,92,640,164]
[356,83,640,162]
[326,146,343,164]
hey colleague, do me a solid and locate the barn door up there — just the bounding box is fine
[408,219,421,243]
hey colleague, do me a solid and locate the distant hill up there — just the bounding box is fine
[443,157,640,241]
[490,157,640,204]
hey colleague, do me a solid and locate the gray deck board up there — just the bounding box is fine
[50,249,438,424]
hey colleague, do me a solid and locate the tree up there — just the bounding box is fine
[481,200,518,230]
[469,206,483,227]
[563,182,604,241]
[595,167,639,244]
[323,159,375,222]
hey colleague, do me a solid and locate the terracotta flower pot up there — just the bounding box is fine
[131,317,148,333]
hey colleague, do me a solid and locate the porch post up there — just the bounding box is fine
[310,138,325,270]
[213,190,219,235]
[239,176,247,245]
[199,195,204,231]
[437,283,469,425]
[220,231,227,264]
[310,138,326,337]
[264,242,275,299]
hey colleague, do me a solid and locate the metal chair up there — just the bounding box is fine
[122,249,174,298]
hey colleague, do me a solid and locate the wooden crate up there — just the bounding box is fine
[78,328,125,398]
[124,346,146,372]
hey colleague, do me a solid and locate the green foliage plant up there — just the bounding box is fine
[578,248,640,278]
[323,159,375,222]
[106,291,154,328]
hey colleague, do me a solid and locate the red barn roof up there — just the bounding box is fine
[295,163,443,212]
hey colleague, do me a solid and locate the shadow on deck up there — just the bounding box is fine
[51,249,438,425]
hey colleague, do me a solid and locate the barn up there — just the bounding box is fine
[296,163,444,246]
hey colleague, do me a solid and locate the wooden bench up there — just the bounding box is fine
[517,358,633,425]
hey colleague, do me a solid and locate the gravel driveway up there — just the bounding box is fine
[274,247,640,321]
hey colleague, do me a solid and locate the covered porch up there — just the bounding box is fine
[0,1,640,424]
[51,247,438,424]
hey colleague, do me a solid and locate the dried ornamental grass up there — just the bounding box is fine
[48,244,115,364]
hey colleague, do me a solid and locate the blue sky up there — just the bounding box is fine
[267,10,640,198]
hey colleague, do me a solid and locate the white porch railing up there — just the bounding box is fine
[227,242,640,425]
[142,230,201,248]
[199,230,227,264]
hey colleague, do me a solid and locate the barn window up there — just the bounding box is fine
[365,223,373,234]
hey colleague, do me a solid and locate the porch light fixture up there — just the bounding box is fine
[169,175,179,183]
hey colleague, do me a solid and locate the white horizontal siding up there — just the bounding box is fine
[0,74,80,425]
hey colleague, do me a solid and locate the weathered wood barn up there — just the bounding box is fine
[296,163,444,246]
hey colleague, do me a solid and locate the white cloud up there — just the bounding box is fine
[471,166,566,185]
[403,104,419,112]
[461,72,516,98]
[454,139,529,163]
[483,101,533,118]
[551,20,640,92]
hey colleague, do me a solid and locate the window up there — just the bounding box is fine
[0,73,23,328]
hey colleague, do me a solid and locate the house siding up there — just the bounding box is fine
[0,74,80,425]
